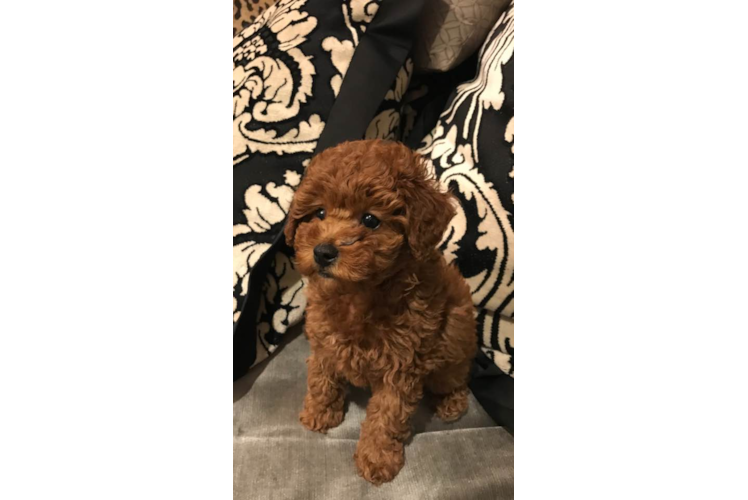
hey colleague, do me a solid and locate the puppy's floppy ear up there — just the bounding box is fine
[284,156,319,247]
[399,155,456,261]
[284,184,309,247]
[283,206,299,247]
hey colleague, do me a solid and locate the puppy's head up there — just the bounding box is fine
[284,140,455,283]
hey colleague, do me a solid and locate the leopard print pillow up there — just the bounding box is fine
[233,0,277,37]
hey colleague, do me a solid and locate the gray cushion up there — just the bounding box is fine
[234,324,514,499]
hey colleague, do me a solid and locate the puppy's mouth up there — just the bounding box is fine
[317,267,335,279]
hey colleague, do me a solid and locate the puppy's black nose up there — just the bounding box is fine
[314,244,339,268]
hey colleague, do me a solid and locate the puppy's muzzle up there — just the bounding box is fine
[313,244,339,268]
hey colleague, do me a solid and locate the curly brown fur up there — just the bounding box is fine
[285,140,477,485]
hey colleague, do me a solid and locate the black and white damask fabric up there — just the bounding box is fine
[233,0,414,369]
[233,0,382,164]
[234,0,514,378]
[419,3,514,377]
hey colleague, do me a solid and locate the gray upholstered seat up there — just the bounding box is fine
[233,325,514,499]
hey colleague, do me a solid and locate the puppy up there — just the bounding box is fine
[284,139,477,485]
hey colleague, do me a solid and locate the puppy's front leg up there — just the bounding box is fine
[354,382,422,485]
[299,354,345,433]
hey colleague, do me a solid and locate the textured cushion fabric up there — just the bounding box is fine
[412,0,510,73]
[233,0,421,376]
[233,0,277,37]
[233,324,514,499]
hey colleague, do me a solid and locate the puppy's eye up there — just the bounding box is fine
[361,213,380,229]
[315,208,326,220]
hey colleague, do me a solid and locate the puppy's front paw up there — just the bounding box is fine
[434,387,469,422]
[299,405,344,433]
[354,437,404,485]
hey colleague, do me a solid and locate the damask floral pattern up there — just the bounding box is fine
[418,3,514,376]
[233,0,321,162]
[233,170,301,324]
[321,0,381,97]
[234,0,514,382]
[365,59,413,140]
[234,0,409,370]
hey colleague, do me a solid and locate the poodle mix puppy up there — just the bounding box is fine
[284,139,477,485]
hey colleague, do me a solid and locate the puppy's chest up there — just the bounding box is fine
[317,300,412,386]
[322,295,394,331]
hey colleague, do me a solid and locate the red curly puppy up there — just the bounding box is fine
[284,140,477,485]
